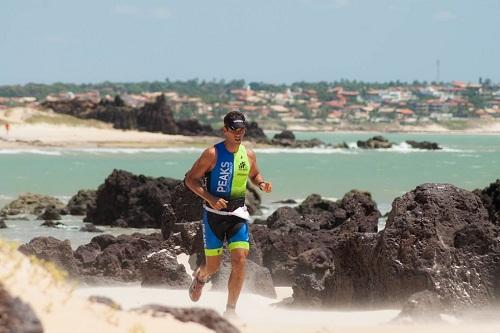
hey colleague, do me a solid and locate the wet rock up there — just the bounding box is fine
[79,223,103,233]
[405,140,442,150]
[272,199,297,204]
[67,190,96,215]
[18,236,79,277]
[333,141,349,149]
[357,136,392,149]
[140,249,191,288]
[37,205,62,221]
[40,220,66,228]
[133,305,239,333]
[0,283,44,333]
[0,219,6,228]
[273,130,295,141]
[393,290,444,323]
[0,193,66,216]
[85,169,181,228]
[474,179,500,226]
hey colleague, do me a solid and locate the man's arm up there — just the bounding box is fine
[248,149,272,193]
[185,147,228,210]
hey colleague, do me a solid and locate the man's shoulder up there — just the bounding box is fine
[201,146,217,159]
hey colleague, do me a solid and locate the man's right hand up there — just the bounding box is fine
[208,197,228,210]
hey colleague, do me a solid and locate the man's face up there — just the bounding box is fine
[224,126,245,143]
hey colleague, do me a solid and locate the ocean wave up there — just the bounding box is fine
[0,149,62,156]
[0,194,14,200]
[66,148,204,155]
[254,147,357,154]
[346,142,469,153]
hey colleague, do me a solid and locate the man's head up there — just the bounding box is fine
[224,111,246,131]
[223,111,246,143]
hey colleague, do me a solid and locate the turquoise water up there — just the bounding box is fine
[0,133,499,214]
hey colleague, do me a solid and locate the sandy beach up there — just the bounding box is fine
[2,239,500,333]
[1,107,500,149]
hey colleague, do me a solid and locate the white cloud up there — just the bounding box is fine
[433,10,457,22]
[112,5,171,20]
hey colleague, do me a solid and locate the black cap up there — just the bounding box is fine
[224,111,246,130]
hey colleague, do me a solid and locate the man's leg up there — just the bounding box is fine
[226,248,248,309]
[197,254,222,281]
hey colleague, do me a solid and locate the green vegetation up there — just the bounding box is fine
[25,113,109,128]
[440,120,469,130]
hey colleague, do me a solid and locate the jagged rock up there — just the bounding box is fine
[37,205,62,221]
[474,179,500,226]
[0,219,6,228]
[246,184,262,215]
[176,119,217,136]
[273,130,295,141]
[140,249,191,287]
[132,305,239,333]
[40,220,66,228]
[245,121,268,142]
[18,237,79,277]
[79,223,103,233]
[333,142,349,149]
[137,95,178,133]
[293,183,500,309]
[85,169,181,228]
[74,233,164,282]
[272,199,297,204]
[252,190,378,286]
[67,190,96,215]
[0,283,44,333]
[357,136,392,149]
[0,193,66,216]
[405,140,442,150]
[210,254,276,299]
[393,290,444,323]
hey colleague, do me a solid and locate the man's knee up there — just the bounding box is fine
[230,250,248,270]
[205,256,222,275]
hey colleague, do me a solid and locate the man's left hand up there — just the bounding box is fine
[259,181,272,193]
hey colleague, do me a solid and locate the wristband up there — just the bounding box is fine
[258,181,265,188]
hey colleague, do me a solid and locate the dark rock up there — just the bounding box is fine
[339,190,380,232]
[393,290,444,323]
[176,119,217,136]
[168,181,204,224]
[474,179,500,226]
[137,95,178,133]
[85,169,181,228]
[37,205,62,221]
[79,223,103,233]
[140,249,191,288]
[67,190,96,215]
[272,199,297,204]
[18,236,79,277]
[133,305,239,333]
[333,141,349,149]
[405,140,442,150]
[40,220,66,228]
[246,183,262,216]
[0,193,66,216]
[273,130,295,141]
[0,283,44,333]
[88,295,122,310]
[372,183,500,309]
[74,232,164,282]
[210,254,276,299]
[357,136,392,149]
[245,121,268,142]
[0,219,6,228]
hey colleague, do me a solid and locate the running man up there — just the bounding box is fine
[184,111,272,317]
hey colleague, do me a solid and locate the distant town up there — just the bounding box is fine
[1,79,499,130]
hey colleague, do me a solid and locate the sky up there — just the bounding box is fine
[1,0,499,85]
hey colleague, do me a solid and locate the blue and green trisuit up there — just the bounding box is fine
[202,141,251,256]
